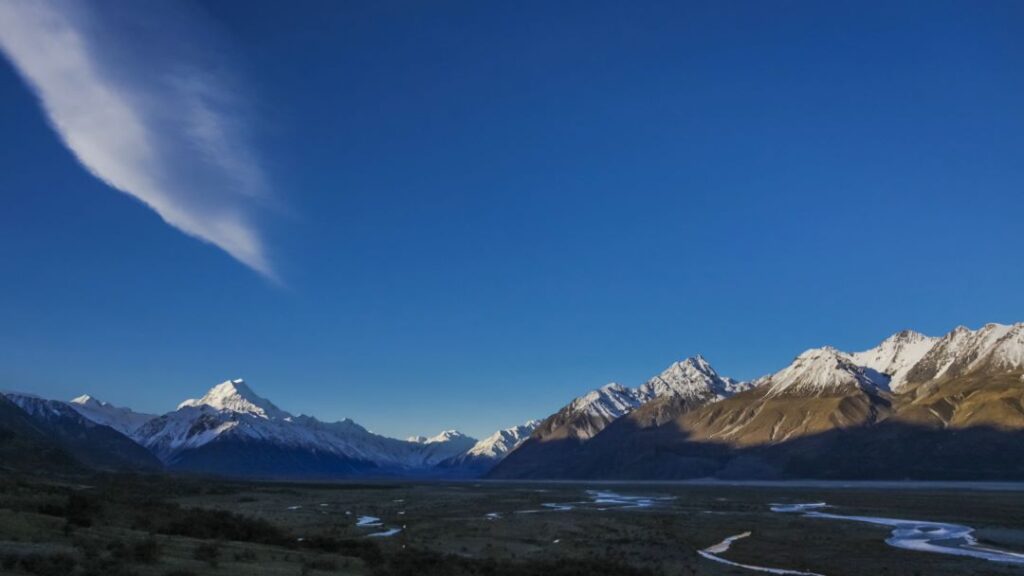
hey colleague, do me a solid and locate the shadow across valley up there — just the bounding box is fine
[490,419,1024,481]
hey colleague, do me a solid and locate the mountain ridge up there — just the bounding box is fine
[489,322,1024,480]
[4,321,1024,481]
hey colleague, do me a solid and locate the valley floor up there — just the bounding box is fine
[1,473,1023,576]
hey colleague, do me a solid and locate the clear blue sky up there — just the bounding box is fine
[1,1,1022,439]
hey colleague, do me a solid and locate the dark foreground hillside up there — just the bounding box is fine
[1,471,1023,576]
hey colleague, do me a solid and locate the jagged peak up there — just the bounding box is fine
[638,354,735,401]
[408,430,473,444]
[70,394,100,406]
[426,429,470,443]
[885,329,931,343]
[178,379,288,419]
[767,346,884,397]
[850,329,938,392]
[465,419,542,459]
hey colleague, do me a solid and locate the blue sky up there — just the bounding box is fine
[1,1,1022,439]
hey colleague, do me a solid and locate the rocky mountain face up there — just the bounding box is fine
[438,420,541,475]
[490,322,1024,480]
[0,394,81,474]
[849,330,937,392]
[3,393,161,471]
[491,356,751,478]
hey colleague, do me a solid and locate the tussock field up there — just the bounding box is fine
[0,474,1023,576]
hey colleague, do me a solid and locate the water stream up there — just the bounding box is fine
[771,502,1024,565]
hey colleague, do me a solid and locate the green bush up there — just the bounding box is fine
[157,507,289,546]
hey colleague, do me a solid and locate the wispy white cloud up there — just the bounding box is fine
[0,0,275,278]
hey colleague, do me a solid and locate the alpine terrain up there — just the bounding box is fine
[2,322,1023,480]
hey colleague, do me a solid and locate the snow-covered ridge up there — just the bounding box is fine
[567,383,646,422]
[638,355,753,402]
[540,356,754,442]
[765,347,886,397]
[761,322,1024,397]
[2,391,156,437]
[133,379,478,469]
[68,394,156,436]
[5,392,79,420]
[567,356,752,421]
[904,323,1024,384]
[465,420,541,459]
[850,330,938,392]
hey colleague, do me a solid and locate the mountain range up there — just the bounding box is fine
[0,378,532,479]
[2,322,1023,480]
[491,322,1024,480]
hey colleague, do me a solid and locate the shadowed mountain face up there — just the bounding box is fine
[3,393,162,472]
[493,357,750,478]
[167,436,378,480]
[493,372,1024,480]
[0,395,82,473]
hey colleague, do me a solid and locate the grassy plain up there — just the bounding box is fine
[0,474,1022,576]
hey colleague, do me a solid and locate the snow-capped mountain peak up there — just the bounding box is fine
[177,379,288,419]
[66,394,156,436]
[465,420,541,459]
[850,329,939,392]
[904,322,1024,385]
[425,430,468,443]
[567,382,645,421]
[638,355,749,401]
[409,430,470,444]
[766,346,886,397]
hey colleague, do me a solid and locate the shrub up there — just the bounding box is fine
[38,492,102,527]
[157,507,288,546]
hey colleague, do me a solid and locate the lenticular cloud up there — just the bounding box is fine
[0,0,275,278]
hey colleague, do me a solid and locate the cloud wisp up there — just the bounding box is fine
[0,0,275,279]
